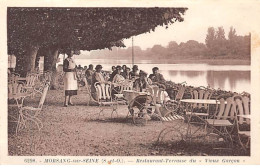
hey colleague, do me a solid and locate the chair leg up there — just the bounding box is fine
[98,108,104,119]
[111,106,118,119]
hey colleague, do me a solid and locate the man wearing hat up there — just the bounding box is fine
[129,65,139,80]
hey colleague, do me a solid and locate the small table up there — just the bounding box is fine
[179,99,223,142]
[122,90,148,104]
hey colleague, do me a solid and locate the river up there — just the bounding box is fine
[71,59,251,93]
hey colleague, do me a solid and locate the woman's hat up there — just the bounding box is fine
[95,65,103,70]
[133,65,138,70]
[116,65,122,70]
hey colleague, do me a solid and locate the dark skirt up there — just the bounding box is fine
[65,90,78,96]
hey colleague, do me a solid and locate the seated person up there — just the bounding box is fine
[111,66,125,97]
[91,65,110,101]
[133,70,151,92]
[149,67,166,89]
[112,66,125,85]
[129,65,139,80]
[121,67,131,80]
[85,64,94,85]
[109,65,121,82]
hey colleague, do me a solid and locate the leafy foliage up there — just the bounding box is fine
[8,7,187,55]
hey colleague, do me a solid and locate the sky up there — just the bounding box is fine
[121,2,254,50]
[77,1,259,56]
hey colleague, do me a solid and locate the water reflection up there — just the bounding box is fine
[72,59,251,93]
[165,70,250,93]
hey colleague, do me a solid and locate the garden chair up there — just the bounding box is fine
[8,72,20,84]
[127,93,154,124]
[161,84,186,121]
[185,87,213,121]
[233,95,250,152]
[156,84,188,144]
[94,82,118,119]
[19,73,38,97]
[113,80,133,104]
[205,95,236,146]
[82,78,94,106]
[16,81,50,134]
[8,81,28,108]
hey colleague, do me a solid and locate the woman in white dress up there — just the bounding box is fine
[63,50,78,107]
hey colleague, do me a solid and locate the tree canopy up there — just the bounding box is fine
[8,7,187,55]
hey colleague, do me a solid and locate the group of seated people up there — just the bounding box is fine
[81,63,169,102]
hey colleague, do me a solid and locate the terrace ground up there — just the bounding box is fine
[8,88,249,156]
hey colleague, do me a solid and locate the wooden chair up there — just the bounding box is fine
[156,85,188,144]
[127,94,154,124]
[94,82,118,119]
[16,82,50,134]
[19,73,38,97]
[162,84,186,120]
[82,78,94,106]
[186,87,213,120]
[205,95,236,145]
[8,72,20,84]
[8,81,28,109]
[114,80,133,104]
[233,95,250,152]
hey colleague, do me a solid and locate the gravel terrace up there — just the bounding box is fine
[8,88,248,156]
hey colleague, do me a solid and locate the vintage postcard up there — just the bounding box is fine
[1,0,260,165]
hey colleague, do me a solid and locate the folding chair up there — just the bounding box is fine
[233,95,250,152]
[205,95,236,146]
[127,94,154,124]
[162,84,186,119]
[156,84,188,144]
[19,73,38,97]
[113,80,133,104]
[94,82,118,119]
[83,78,94,106]
[16,82,50,134]
[185,87,213,122]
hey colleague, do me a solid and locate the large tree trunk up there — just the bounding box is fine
[27,45,39,72]
[15,44,39,77]
[44,46,59,90]
[15,51,27,77]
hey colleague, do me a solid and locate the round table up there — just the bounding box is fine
[122,90,147,104]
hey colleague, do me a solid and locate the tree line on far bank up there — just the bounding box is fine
[89,26,250,61]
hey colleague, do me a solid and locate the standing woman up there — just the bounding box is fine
[63,50,78,107]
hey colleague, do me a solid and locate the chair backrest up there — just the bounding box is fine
[8,82,23,95]
[38,82,50,109]
[175,85,186,101]
[233,95,250,125]
[8,73,20,84]
[190,88,212,109]
[147,85,159,104]
[119,80,133,93]
[25,73,37,87]
[94,82,112,102]
[215,96,235,120]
